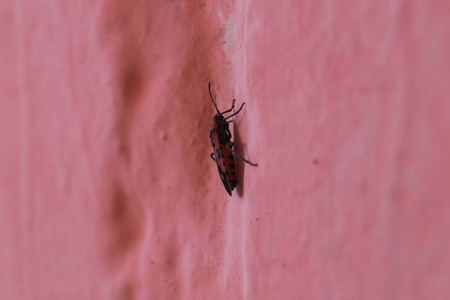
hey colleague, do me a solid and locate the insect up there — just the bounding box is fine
[208,82,257,196]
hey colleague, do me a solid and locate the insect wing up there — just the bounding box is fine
[216,160,232,196]
[211,131,232,195]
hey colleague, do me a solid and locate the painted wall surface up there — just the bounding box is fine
[1,0,450,299]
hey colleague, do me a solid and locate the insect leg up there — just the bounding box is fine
[225,142,258,166]
[221,99,236,114]
[225,102,246,120]
[210,152,216,162]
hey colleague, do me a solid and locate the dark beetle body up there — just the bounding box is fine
[208,83,257,196]
[209,113,238,195]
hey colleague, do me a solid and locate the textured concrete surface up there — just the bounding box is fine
[1,0,450,299]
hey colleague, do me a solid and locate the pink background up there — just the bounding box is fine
[2,0,450,299]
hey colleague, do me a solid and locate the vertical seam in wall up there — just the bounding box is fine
[14,0,30,298]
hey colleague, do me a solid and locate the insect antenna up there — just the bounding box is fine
[208,82,220,114]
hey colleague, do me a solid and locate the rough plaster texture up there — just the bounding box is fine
[1,0,450,299]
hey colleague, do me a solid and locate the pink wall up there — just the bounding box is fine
[1,0,450,299]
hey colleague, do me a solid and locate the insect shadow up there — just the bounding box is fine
[232,117,246,197]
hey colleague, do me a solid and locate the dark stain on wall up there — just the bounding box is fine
[105,183,143,263]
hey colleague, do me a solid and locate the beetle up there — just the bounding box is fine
[208,82,257,196]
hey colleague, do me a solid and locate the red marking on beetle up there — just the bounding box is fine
[208,82,257,196]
